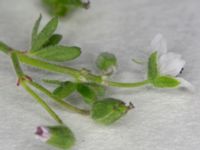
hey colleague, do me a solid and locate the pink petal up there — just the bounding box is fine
[35,126,50,142]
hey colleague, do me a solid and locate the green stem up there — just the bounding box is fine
[18,53,81,78]
[10,52,24,77]
[1,41,150,88]
[17,53,149,88]
[0,41,13,54]
[10,52,63,124]
[106,80,150,88]
[42,79,63,85]
[1,49,150,89]
[21,82,63,124]
[28,81,90,115]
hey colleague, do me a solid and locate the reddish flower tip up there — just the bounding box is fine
[35,126,50,142]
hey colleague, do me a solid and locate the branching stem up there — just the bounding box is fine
[10,52,63,124]
[16,52,149,88]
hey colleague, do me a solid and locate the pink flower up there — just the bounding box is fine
[35,126,51,142]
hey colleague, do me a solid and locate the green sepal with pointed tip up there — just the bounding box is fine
[77,83,97,105]
[148,52,159,81]
[147,52,180,88]
[84,83,105,97]
[91,98,130,125]
[153,76,180,88]
[47,125,75,150]
[53,81,76,99]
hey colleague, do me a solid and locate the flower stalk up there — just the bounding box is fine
[28,81,90,115]
[10,52,63,124]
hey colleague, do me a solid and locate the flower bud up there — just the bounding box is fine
[35,125,75,149]
[91,98,134,125]
[96,52,117,74]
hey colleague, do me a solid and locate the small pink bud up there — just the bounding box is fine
[35,126,50,142]
[35,125,75,149]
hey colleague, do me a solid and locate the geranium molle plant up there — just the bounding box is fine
[0,16,192,149]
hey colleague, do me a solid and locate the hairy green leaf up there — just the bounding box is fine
[32,45,81,62]
[77,83,97,105]
[148,52,159,80]
[31,14,42,47]
[31,17,58,51]
[153,76,180,88]
[43,34,62,47]
[53,81,76,99]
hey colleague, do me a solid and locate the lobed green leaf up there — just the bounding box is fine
[31,14,42,48]
[31,17,58,51]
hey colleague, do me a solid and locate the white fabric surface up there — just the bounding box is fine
[0,0,200,150]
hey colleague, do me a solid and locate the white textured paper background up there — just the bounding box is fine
[0,0,200,150]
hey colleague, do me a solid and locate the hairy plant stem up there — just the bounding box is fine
[28,81,90,115]
[11,52,63,124]
[16,52,149,88]
[11,50,89,119]
[106,80,150,88]
[1,47,150,88]
[21,82,63,124]
[42,79,63,85]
